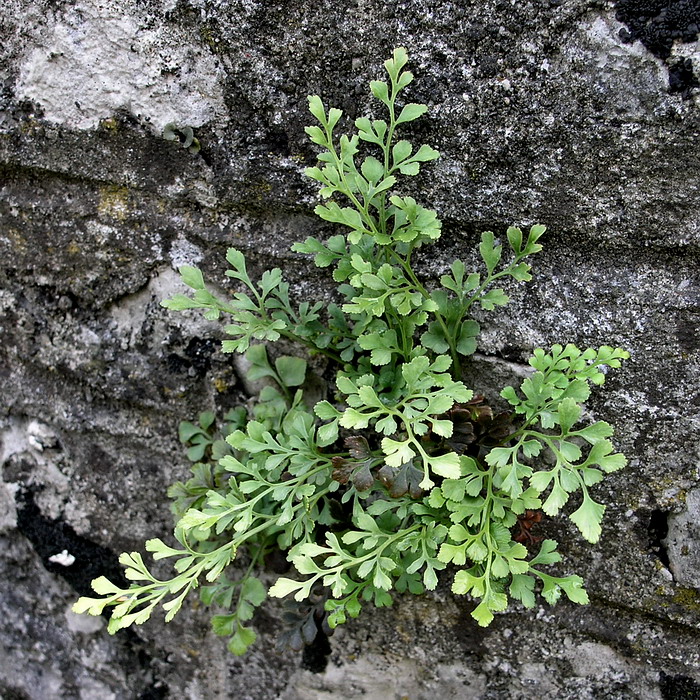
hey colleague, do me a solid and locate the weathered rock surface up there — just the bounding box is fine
[1,0,699,698]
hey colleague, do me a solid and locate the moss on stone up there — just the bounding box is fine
[671,587,700,613]
[98,185,130,222]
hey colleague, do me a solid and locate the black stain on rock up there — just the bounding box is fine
[275,593,333,673]
[0,683,31,700]
[660,671,700,699]
[669,57,700,95]
[647,508,670,568]
[451,615,488,658]
[676,314,700,354]
[15,488,127,595]
[137,683,170,700]
[185,337,217,372]
[615,0,700,98]
[265,126,291,156]
[300,623,332,674]
[166,337,216,376]
[15,488,171,698]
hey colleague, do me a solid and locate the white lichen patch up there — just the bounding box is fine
[557,13,668,115]
[0,481,18,532]
[169,237,204,269]
[15,0,227,131]
[284,654,487,700]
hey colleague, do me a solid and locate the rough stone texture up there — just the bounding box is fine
[666,488,700,589]
[1,0,699,698]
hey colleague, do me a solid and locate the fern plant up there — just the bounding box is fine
[74,48,628,654]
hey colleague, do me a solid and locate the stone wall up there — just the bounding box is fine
[1,1,699,698]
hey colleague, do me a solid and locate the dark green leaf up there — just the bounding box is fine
[275,356,307,387]
[179,421,202,443]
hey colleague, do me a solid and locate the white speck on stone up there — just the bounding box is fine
[27,420,59,452]
[16,0,227,131]
[49,550,76,567]
[658,566,674,582]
